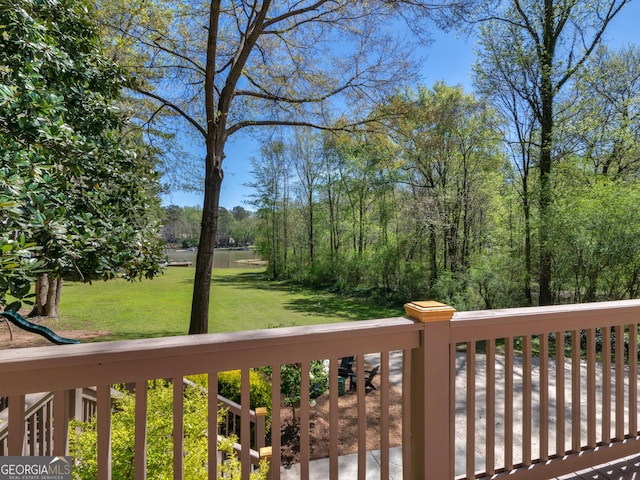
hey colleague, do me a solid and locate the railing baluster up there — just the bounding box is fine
[29,413,36,455]
[486,339,495,475]
[466,341,476,478]
[53,390,70,456]
[207,370,218,480]
[356,355,366,480]
[402,348,412,480]
[449,342,456,477]
[571,330,581,452]
[555,331,566,457]
[602,327,612,444]
[523,335,532,465]
[271,365,282,480]
[629,324,638,436]
[256,409,266,451]
[41,400,47,454]
[587,328,596,449]
[540,333,549,462]
[505,337,513,470]
[97,384,112,480]
[48,398,54,454]
[27,407,33,455]
[172,378,184,480]
[615,325,624,441]
[134,381,148,480]
[8,394,25,455]
[299,362,310,480]
[380,351,390,479]
[329,357,339,479]
[241,369,251,480]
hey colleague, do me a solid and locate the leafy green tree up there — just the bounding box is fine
[231,206,250,222]
[473,31,540,305]
[385,84,504,288]
[566,45,640,180]
[0,0,164,314]
[249,140,291,279]
[162,205,184,246]
[216,207,236,246]
[329,128,399,287]
[549,180,640,302]
[470,0,631,305]
[95,0,472,333]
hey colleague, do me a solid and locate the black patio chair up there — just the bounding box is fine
[350,365,379,393]
[338,356,356,388]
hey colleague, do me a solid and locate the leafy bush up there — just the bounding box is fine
[262,360,329,407]
[217,370,272,415]
[69,382,268,479]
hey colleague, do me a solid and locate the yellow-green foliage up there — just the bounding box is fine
[216,370,272,416]
[69,382,268,479]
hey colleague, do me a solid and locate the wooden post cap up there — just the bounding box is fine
[404,301,455,322]
[255,407,267,416]
[259,446,273,458]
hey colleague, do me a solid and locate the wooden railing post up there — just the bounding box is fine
[255,406,267,450]
[259,446,272,480]
[404,301,455,480]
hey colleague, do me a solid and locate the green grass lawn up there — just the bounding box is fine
[57,267,404,342]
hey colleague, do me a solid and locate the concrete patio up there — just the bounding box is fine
[279,448,640,479]
[280,349,640,479]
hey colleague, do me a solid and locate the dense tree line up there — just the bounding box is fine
[5,0,634,327]
[250,56,640,310]
[76,0,634,332]
[92,0,476,333]
[161,205,257,248]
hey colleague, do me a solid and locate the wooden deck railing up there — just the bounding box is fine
[0,380,268,467]
[0,316,422,479]
[436,299,640,479]
[1,300,640,479]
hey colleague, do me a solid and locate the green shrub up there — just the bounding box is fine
[262,360,329,407]
[69,382,268,480]
[217,370,272,415]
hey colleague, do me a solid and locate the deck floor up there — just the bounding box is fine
[558,454,640,479]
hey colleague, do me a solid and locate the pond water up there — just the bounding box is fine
[164,248,265,269]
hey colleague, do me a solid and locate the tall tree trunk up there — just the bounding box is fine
[429,223,438,286]
[522,176,533,306]
[31,274,48,316]
[514,100,536,306]
[538,111,553,304]
[282,177,289,276]
[44,277,62,317]
[30,274,62,317]
[189,0,222,335]
[538,0,555,306]
[190,153,222,334]
[308,195,314,265]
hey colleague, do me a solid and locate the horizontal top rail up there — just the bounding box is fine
[450,299,640,342]
[0,317,421,396]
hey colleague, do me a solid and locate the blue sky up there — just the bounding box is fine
[161,2,640,209]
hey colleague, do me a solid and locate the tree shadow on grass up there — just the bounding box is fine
[98,330,191,342]
[213,270,403,321]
